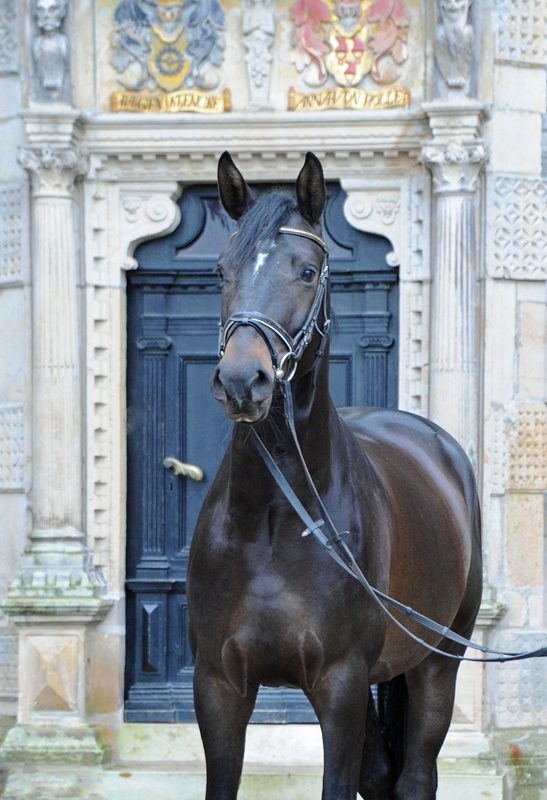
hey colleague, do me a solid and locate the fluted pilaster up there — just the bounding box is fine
[423,133,487,468]
[2,143,110,620]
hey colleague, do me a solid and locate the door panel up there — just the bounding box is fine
[125,184,398,722]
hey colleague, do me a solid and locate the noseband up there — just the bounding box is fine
[218,227,331,382]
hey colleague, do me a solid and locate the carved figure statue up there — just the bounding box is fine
[434,0,474,91]
[32,0,70,101]
[110,0,226,93]
[242,0,275,107]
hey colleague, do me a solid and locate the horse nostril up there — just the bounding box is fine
[211,367,226,401]
[251,368,274,403]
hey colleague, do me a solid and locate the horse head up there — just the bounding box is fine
[211,151,328,423]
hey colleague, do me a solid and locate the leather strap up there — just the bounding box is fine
[253,380,547,664]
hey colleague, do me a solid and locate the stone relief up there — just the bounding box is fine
[0,404,25,492]
[0,184,25,286]
[506,404,547,492]
[242,0,275,107]
[290,0,409,88]
[111,0,226,93]
[496,0,547,66]
[0,0,18,74]
[495,632,547,727]
[434,0,474,93]
[31,0,71,102]
[492,178,547,279]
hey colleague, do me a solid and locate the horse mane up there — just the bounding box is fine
[230,189,297,264]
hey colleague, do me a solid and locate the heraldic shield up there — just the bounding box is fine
[326,1,372,86]
[148,0,189,92]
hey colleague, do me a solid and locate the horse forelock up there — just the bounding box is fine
[229,189,297,268]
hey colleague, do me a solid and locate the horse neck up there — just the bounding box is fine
[229,338,336,495]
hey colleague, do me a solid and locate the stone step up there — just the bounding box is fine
[99,770,504,800]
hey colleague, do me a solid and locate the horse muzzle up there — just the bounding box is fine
[211,337,275,423]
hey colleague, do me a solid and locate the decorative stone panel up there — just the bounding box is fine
[0,184,26,286]
[0,403,25,491]
[0,0,18,74]
[0,632,17,700]
[494,632,547,727]
[496,0,547,65]
[507,403,547,491]
[492,178,547,279]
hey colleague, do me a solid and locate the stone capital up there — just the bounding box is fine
[18,145,88,199]
[422,140,487,194]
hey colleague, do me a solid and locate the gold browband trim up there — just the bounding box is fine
[278,227,329,252]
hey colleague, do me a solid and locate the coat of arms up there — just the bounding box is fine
[290,0,409,88]
[111,0,226,93]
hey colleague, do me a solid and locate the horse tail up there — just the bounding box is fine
[377,674,408,782]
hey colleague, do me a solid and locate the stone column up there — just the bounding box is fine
[0,117,111,789]
[422,104,487,468]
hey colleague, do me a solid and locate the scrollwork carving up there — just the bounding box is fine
[343,188,402,266]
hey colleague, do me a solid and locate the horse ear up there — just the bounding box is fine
[218,151,255,221]
[296,152,326,225]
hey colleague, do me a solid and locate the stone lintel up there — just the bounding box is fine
[20,108,84,149]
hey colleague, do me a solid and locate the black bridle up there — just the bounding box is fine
[218,227,330,382]
[218,226,547,665]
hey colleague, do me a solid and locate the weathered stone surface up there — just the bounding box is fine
[505,493,544,588]
[0,724,104,766]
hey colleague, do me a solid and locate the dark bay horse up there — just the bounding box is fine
[186,152,482,800]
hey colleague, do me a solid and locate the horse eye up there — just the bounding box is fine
[217,266,225,282]
[301,267,316,283]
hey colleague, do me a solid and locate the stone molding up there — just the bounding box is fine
[491,177,547,280]
[496,0,547,66]
[18,145,88,199]
[0,0,18,74]
[422,141,487,195]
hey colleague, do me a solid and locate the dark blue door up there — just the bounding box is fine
[125,184,398,722]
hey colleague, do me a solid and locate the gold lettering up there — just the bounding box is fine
[287,86,411,112]
[111,89,230,114]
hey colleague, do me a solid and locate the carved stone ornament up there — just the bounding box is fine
[434,0,474,93]
[290,0,410,89]
[422,140,486,194]
[243,0,275,107]
[496,0,547,66]
[111,0,226,94]
[31,0,70,102]
[0,0,18,74]
[492,178,547,279]
[119,188,181,270]
[343,188,402,266]
[17,146,88,198]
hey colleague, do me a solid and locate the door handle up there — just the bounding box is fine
[163,457,204,482]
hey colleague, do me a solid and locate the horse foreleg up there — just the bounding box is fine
[310,657,369,800]
[358,688,395,800]
[393,653,460,800]
[193,653,258,800]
